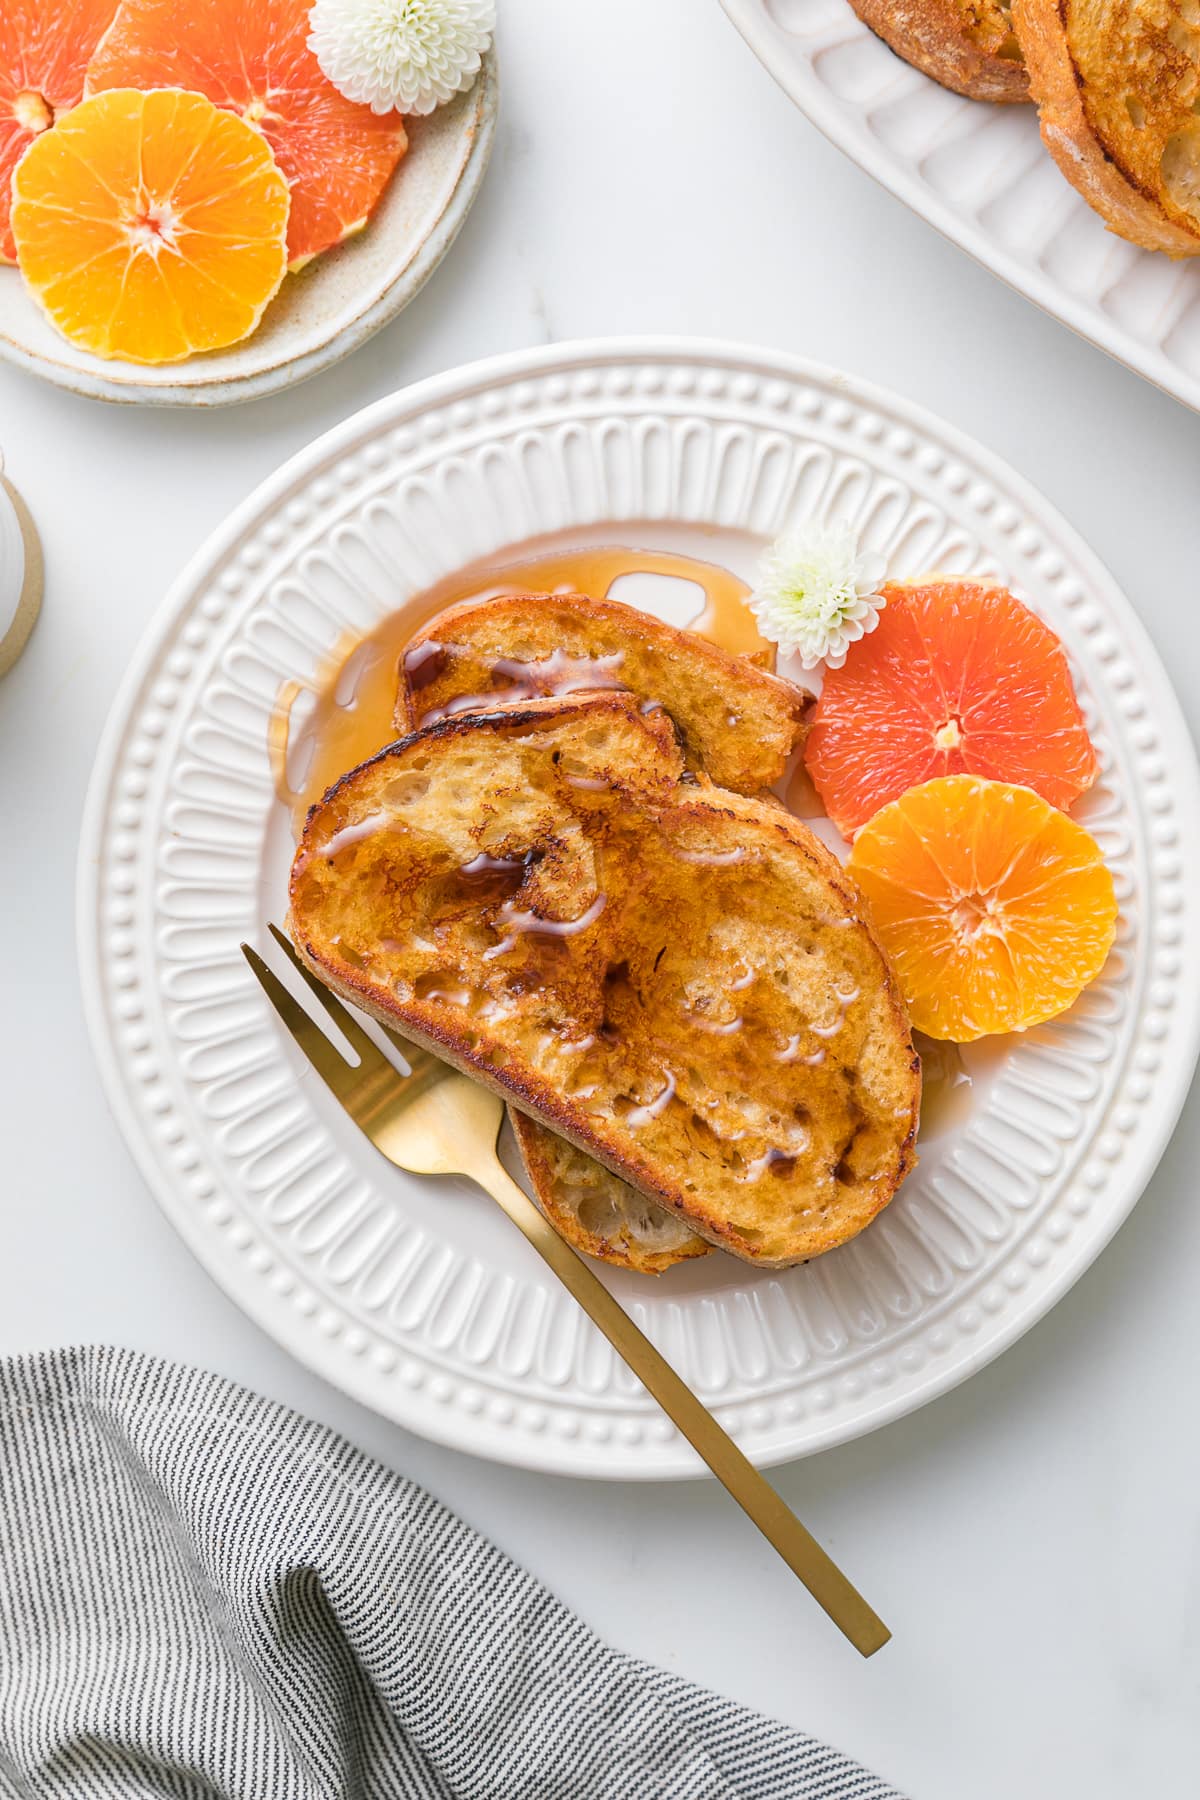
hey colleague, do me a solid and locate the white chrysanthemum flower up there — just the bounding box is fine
[748,519,887,671]
[309,0,494,116]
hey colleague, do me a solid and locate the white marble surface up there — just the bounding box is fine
[2,3,1199,1794]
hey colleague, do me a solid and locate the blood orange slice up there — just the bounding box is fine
[847,775,1117,1041]
[86,0,408,266]
[0,0,119,262]
[805,580,1098,839]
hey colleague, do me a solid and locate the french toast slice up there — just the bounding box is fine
[395,590,810,794]
[1013,0,1200,255]
[848,0,1030,101]
[508,1111,712,1273]
[397,588,813,1271]
[289,692,920,1269]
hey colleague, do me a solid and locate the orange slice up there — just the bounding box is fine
[806,580,1098,839]
[11,87,290,362]
[0,0,119,261]
[86,0,408,266]
[847,774,1117,1041]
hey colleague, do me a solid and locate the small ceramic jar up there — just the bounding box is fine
[0,452,42,677]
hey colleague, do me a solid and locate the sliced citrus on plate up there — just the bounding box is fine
[11,87,290,363]
[0,0,119,261]
[86,0,409,266]
[806,580,1098,839]
[847,774,1117,1041]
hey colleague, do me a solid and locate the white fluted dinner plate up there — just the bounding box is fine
[79,339,1200,1477]
[721,0,1200,414]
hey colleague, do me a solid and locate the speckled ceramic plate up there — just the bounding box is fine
[78,339,1200,1477]
[721,0,1200,414]
[0,58,496,407]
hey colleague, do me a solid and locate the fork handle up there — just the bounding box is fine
[470,1156,890,1657]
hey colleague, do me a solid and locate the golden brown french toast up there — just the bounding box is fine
[848,0,1029,101]
[509,1111,712,1274]
[395,590,810,795]
[1013,0,1200,254]
[397,589,814,1271]
[289,693,920,1269]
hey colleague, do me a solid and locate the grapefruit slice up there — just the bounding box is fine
[806,580,1098,839]
[86,0,408,266]
[12,87,290,362]
[847,774,1117,1041]
[0,0,119,262]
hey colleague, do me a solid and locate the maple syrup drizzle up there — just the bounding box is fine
[418,647,629,727]
[914,1034,973,1139]
[783,751,825,820]
[270,544,766,839]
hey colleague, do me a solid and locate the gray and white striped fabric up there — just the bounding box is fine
[0,1347,902,1800]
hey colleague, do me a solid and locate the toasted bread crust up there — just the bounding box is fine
[1013,0,1200,255]
[289,693,919,1269]
[849,0,1030,101]
[396,590,810,795]
[509,1111,712,1274]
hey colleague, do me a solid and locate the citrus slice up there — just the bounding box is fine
[86,0,408,266]
[847,774,1117,1041]
[0,0,119,261]
[806,580,1098,839]
[11,87,290,362]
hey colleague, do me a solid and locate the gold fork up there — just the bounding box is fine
[243,925,890,1657]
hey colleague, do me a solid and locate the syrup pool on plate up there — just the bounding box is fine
[913,1035,973,1141]
[270,544,769,836]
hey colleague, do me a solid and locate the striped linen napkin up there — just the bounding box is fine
[0,1347,902,1800]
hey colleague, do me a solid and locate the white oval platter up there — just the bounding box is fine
[78,338,1200,1477]
[0,57,496,407]
[721,0,1200,415]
